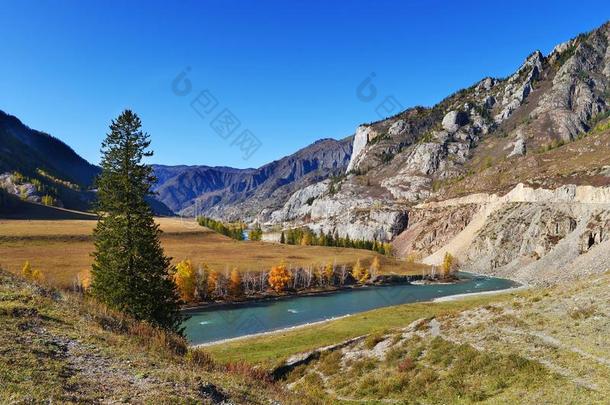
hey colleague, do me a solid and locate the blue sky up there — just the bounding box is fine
[1,1,609,168]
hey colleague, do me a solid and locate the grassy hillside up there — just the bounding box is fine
[0,218,421,289]
[0,269,292,403]
[288,275,610,403]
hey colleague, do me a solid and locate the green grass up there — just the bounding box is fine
[206,294,514,367]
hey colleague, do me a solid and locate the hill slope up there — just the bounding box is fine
[0,110,173,215]
[0,269,289,403]
[0,110,100,187]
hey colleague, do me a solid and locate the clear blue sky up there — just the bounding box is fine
[1,1,609,168]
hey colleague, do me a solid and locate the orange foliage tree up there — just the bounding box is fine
[207,270,220,297]
[268,262,292,292]
[229,268,243,297]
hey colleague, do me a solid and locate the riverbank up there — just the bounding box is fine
[433,284,529,302]
[184,272,517,346]
[182,273,460,312]
[193,314,353,348]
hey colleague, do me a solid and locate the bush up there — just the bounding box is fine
[364,332,385,350]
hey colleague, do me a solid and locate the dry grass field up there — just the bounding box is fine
[0,217,422,289]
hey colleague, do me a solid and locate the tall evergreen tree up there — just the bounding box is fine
[91,110,183,333]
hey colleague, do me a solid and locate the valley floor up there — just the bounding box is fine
[0,217,417,289]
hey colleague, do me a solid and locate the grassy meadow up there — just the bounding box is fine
[0,217,422,289]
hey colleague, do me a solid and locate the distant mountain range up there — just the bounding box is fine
[152,137,352,219]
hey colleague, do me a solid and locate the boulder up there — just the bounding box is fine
[442,111,469,133]
[508,138,526,158]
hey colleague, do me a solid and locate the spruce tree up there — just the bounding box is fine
[91,110,183,333]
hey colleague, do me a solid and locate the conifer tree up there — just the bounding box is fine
[90,110,182,333]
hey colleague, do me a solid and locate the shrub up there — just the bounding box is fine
[364,332,385,350]
[397,357,415,372]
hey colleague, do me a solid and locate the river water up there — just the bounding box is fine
[183,272,518,345]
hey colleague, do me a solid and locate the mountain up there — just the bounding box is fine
[0,110,100,187]
[152,137,353,220]
[0,110,172,216]
[259,21,610,285]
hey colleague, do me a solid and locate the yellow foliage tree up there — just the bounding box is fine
[21,261,32,279]
[77,269,91,291]
[441,252,455,279]
[323,263,334,285]
[383,243,393,256]
[301,233,312,246]
[268,262,292,292]
[351,259,363,283]
[229,268,243,297]
[359,267,371,284]
[174,259,196,302]
[22,261,44,283]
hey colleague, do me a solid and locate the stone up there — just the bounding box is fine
[508,138,526,158]
[388,120,409,137]
[442,111,469,133]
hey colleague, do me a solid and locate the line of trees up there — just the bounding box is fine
[279,227,393,256]
[197,216,245,240]
[173,256,383,303]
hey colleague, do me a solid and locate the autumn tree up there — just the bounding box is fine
[22,261,44,283]
[174,259,197,302]
[229,268,243,297]
[207,270,220,298]
[90,110,182,333]
[359,266,371,284]
[369,256,381,281]
[351,259,363,283]
[441,252,456,279]
[74,269,91,292]
[301,232,312,246]
[323,262,334,286]
[268,262,292,292]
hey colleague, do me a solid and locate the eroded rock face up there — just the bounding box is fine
[532,26,610,141]
[346,126,377,173]
[468,203,578,269]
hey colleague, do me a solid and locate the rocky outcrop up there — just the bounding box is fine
[532,25,610,141]
[346,126,377,173]
[442,111,469,133]
[267,179,408,241]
